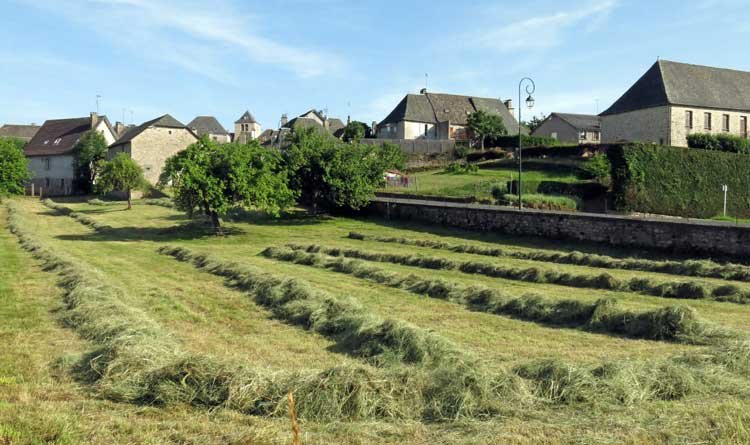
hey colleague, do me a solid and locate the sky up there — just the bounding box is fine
[1,0,749,132]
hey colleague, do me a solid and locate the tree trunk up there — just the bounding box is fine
[480,136,485,151]
[127,188,132,210]
[210,211,222,235]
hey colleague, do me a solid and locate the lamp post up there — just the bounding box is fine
[517,77,535,210]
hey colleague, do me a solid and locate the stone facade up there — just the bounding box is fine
[601,106,671,145]
[369,197,750,259]
[234,121,261,143]
[534,117,600,144]
[669,106,750,147]
[110,127,197,185]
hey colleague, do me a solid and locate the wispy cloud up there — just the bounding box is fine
[468,0,618,53]
[24,0,344,81]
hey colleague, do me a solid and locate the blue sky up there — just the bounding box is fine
[1,0,749,131]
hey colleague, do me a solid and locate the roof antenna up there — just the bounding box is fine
[425,73,429,90]
[96,94,101,114]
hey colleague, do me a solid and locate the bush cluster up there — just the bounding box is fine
[443,161,479,174]
[493,135,562,148]
[347,233,750,282]
[609,143,750,218]
[498,193,580,211]
[687,133,750,154]
[262,246,729,344]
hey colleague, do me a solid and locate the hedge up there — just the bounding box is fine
[609,143,750,218]
[687,133,750,154]
[507,180,607,198]
[492,135,562,148]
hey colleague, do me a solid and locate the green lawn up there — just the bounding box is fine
[3,197,750,444]
[385,159,584,200]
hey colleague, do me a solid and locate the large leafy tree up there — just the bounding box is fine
[0,137,30,196]
[524,114,547,134]
[160,136,295,233]
[96,153,147,210]
[342,121,370,142]
[73,130,109,192]
[284,127,404,214]
[467,110,507,150]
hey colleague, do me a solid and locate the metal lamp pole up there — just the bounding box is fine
[517,77,535,210]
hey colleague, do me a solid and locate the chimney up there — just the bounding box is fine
[115,121,126,136]
[280,113,288,127]
[371,121,377,135]
[420,88,428,94]
[90,112,98,129]
[503,99,514,115]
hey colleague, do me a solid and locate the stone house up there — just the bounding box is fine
[23,113,116,196]
[257,109,346,146]
[234,111,261,144]
[108,114,198,186]
[376,89,521,140]
[187,116,231,143]
[532,113,601,144]
[0,123,40,142]
[601,60,750,147]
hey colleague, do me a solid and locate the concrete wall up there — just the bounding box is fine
[369,197,750,258]
[27,155,75,196]
[670,106,750,147]
[601,106,670,145]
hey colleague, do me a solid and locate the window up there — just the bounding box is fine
[741,116,748,138]
[44,158,50,171]
[43,139,49,145]
[424,124,428,136]
[551,132,558,140]
[593,131,600,141]
[53,138,62,145]
[685,110,693,129]
[45,178,50,188]
[60,179,65,189]
[704,112,712,130]
[723,114,730,132]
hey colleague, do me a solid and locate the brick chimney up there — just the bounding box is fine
[90,112,98,129]
[114,121,126,136]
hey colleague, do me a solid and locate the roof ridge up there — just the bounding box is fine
[656,60,672,104]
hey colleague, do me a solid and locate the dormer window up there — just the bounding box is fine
[43,140,49,145]
[53,138,62,145]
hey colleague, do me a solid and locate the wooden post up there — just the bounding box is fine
[31,183,34,196]
[287,392,301,445]
[39,187,43,199]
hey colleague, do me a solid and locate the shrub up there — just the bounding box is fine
[444,161,478,174]
[579,154,611,184]
[687,133,750,154]
[609,143,750,218]
[500,193,580,211]
[0,137,30,196]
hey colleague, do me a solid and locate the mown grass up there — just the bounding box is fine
[9,197,750,443]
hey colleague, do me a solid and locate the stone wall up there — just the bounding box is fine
[369,197,750,258]
[670,105,750,147]
[27,154,75,196]
[130,127,197,185]
[601,106,670,145]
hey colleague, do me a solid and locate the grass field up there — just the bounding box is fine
[4,196,750,444]
[384,159,584,200]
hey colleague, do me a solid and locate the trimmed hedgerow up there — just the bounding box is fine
[609,143,750,218]
[347,232,750,283]
[262,246,730,344]
[687,133,750,154]
[42,198,113,232]
[295,243,750,304]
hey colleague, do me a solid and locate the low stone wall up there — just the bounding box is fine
[369,197,750,258]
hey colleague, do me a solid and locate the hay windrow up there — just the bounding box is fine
[299,242,750,304]
[42,198,113,232]
[261,246,733,345]
[348,232,750,283]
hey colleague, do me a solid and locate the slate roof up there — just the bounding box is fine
[24,116,111,157]
[112,114,188,146]
[601,60,750,116]
[379,91,522,131]
[283,113,346,138]
[551,113,600,131]
[235,111,257,124]
[0,124,40,141]
[187,116,228,136]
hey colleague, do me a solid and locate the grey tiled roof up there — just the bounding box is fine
[235,111,257,124]
[552,113,600,131]
[112,114,187,145]
[25,116,111,157]
[0,124,40,141]
[602,60,750,115]
[187,116,228,136]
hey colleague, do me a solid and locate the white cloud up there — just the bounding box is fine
[469,0,618,53]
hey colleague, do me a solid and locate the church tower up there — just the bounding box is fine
[234,111,261,144]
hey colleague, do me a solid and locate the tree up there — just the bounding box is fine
[96,153,147,210]
[523,114,547,134]
[342,121,369,142]
[73,130,109,193]
[160,136,295,233]
[284,127,405,214]
[0,137,30,196]
[466,110,507,150]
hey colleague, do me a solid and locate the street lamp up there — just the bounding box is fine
[517,77,535,210]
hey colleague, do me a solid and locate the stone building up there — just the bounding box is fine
[234,111,261,144]
[376,89,521,140]
[532,113,601,144]
[187,116,231,143]
[601,60,750,147]
[257,109,346,147]
[108,114,198,185]
[23,113,116,196]
[0,123,40,142]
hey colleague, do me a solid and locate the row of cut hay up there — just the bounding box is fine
[261,246,733,345]
[143,198,175,208]
[42,198,113,231]
[300,243,750,304]
[158,244,750,410]
[348,232,750,283]
[3,203,449,420]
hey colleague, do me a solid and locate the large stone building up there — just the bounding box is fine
[108,114,197,185]
[187,116,231,143]
[0,123,40,142]
[532,113,601,144]
[376,89,521,140]
[234,111,261,144]
[23,113,116,196]
[601,60,750,147]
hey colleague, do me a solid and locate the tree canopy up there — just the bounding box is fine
[73,130,109,193]
[160,137,295,232]
[523,114,547,134]
[284,127,404,213]
[467,110,507,150]
[342,121,370,142]
[96,153,147,210]
[0,137,30,196]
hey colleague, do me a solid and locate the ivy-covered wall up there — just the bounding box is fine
[609,143,750,218]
